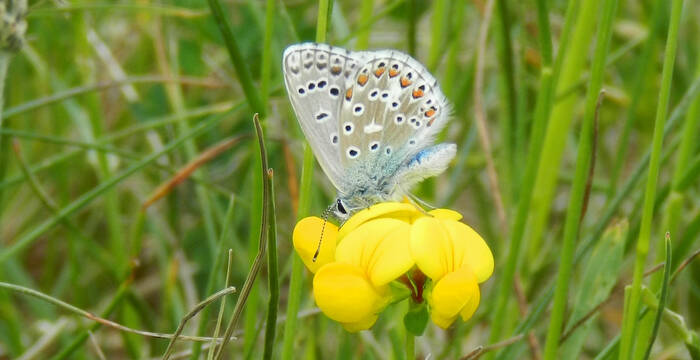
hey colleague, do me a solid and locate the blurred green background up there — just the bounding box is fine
[0,0,699,359]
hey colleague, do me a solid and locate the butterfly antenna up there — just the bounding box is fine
[313,206,332,262]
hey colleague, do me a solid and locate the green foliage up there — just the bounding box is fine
[0,0,699,359]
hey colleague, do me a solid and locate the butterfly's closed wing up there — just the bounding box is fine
[338,50,451,169]
[283,43,365,191]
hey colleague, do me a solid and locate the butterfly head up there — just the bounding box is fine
[332,193,379,222]
[332,198,350,221]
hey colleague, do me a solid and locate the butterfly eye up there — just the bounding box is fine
[336,199,347,215]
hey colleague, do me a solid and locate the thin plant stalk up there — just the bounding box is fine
[406,330,415,360]
[207,250,234,360]
[619,0,684,358]
[541,0,618,356]
[189,197,237,360]
[656,54,700,274]
[0,282,236,345]
[263,169,279,360]
[281,1,329,358]
[161,285,240,360]
[643,234,672,360]
[49,278,133,360]
[213,114,271,360]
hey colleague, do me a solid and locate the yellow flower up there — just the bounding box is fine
[292,202,493,331]
[410,214,493,328]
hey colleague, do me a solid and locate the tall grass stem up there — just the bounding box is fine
[619,0,684,358]
[281,1,329,358]
[541,0,618,356]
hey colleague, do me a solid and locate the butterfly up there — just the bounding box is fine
[283,43,456,221]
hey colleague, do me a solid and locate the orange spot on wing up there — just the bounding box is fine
[425,109,436,117]
[389,68,399,77]
[374,67,385,77]
[412,88,424,98]
[400,76,412,88]
[357,74,369,86]
[330,66,342,75]
[345,88,353,100]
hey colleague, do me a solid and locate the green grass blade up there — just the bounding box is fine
[607,0,666,198]
[205,0,265,115]
[280,1,329,358]
[263,168,279,360]
[487,0,554,347]
[619,0,684,358]
[355,0,374,49]
[542,0,619,357]
[525,0,599,261]
[214,114,271,359]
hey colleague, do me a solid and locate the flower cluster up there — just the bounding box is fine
[293,202,493,331]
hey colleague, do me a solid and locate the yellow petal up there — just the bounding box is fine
[428,208,463,221]
[293,217,338,273]
[366,224,414,286]
[410,217,453,280]
[336,218,414,286]
[428,266,480,328]
[338,202,421,240]
[459,280,481,321]
[341,314,379,332]
[313,262,386,324]
[430,311,457,329]
[442,220,494,283]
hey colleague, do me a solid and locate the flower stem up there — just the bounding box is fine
[406,329,415,360]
